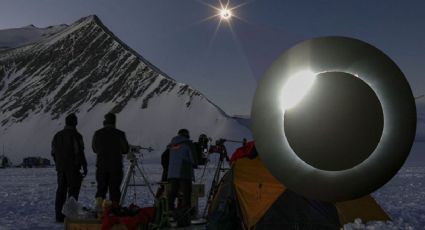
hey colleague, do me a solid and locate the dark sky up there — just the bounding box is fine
[1,0,424,115]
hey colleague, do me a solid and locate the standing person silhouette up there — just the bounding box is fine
[92,113,129,207]
[51,113,87,222]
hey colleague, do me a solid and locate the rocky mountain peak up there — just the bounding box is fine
[0,15,200,124]
[0,15,250,162]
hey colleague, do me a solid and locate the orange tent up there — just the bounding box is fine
[231,157,390,229]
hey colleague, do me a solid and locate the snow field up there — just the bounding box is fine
[0,163,424,229]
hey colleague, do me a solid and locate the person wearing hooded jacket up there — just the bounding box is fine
[167,129,195,225]
[92,113,129,206]
[51,113,87,222]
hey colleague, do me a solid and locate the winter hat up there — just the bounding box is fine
[178,128,190,138]
[65,113,78,127]
[198,134,208,143]
[104,113,116,125]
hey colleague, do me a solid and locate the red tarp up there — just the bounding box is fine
[230,141,256,163]
[101,205,155,230]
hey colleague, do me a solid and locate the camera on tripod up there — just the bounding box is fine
[209,139,228,161]
[193,134,210,166]
[127,145,154,161]
[208,138,247,161]
[129,145,153,154]
[120,144,155,205]
[199,137,246,218]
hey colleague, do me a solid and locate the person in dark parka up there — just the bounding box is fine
[51,113,87,222]
[92,113,129,205]
[167,129,195,226]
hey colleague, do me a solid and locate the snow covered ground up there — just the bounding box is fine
[0,159,218,230]
[0,160,424,230]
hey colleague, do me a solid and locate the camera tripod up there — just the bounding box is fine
[119,146,155,206]
[200,138,247,218]
[200,140,231,218]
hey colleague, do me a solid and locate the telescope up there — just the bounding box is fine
[252,36,416,202]
[208,138,246,157]
[129,145,154,154]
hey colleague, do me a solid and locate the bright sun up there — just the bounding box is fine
[220,8,232,20]
[194,0,249,44]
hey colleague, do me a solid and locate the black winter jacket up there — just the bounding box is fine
[51,126,87,172]
[92,125,129,172]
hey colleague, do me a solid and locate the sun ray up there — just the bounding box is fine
[227,18,239,45]
[209,18,224,48]
[224,0,230,9]
[218,0,225,9]
[193,0,256,25]
[189,14,221,27]
[229,0,253,11]
[191,0,258,54]
[195,0,221,11]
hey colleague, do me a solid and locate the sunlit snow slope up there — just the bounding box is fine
[0,15,251,163]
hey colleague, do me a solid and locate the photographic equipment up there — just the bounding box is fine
[129,145,154,154]
[120,145,155,205]
[208,138,247,155]
[201,138,246,218]
[193,134,210,166]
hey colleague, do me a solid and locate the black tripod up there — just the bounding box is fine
[201,139,232,218]
[119,146,155,206]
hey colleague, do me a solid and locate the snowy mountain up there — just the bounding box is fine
[0,24,67,51]
[232,115,251,130]
[0,15,252,163]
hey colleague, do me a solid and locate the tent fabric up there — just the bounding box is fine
[335,195,391,224]
[233,157,285,228]
[210,141,391,229]
[230,157,390,229]
[207,172,240,230]
[256,190,340,230]
[208,171,234,216]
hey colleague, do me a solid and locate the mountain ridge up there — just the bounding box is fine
[0,15,251,162]
[0,14,228,123]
